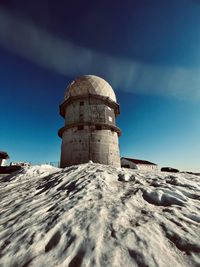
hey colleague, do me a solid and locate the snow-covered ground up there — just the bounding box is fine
[0,163,200,267]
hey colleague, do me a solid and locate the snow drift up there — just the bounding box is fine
[0,163,200,267]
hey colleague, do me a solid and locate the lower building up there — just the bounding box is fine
[121,157,157,170]
[10,162,30,167]
[0,151,9,166]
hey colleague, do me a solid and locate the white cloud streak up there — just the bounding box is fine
[0,8,200,100]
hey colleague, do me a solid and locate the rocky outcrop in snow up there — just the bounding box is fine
[0,163,200,267]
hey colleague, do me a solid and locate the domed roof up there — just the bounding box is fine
[64,75,117,102]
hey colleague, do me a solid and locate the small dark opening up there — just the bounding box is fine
[79,114,84,121]
[77,125,84,130]
[96,125,102,130]
[80,101,84,106]
[122,165,130,168]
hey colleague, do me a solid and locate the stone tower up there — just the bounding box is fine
[58,75,121,168]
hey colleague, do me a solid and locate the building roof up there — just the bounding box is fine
[121,157,157,166]
[64,75,117,102]
[0,151,9,159]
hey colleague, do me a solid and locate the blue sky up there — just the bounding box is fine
[0,0,200,171]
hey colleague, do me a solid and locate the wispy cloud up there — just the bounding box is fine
[0,8,200,100]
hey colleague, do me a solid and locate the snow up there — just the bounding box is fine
[0,163,200,267]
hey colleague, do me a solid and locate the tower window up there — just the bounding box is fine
[80,101,84,106]
[80,114,84,121]
[96,125,102,130]
[77,125,84,130]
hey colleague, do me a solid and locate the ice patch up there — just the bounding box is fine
[143,188,186,206]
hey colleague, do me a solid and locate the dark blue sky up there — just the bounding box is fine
[0,0,200,171]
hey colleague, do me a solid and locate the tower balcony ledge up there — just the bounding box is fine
[58,122,121,138]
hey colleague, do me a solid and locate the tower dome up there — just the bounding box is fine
[58,75,121,168]
[64,75,117,102]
